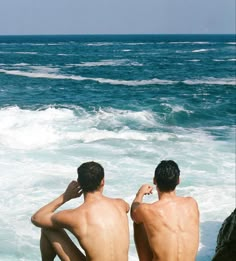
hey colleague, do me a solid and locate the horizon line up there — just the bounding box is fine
[0,33,235,37]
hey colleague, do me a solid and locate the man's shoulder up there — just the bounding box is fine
[184,196,198,205]
[61,205,84,216]
[179,196,199,212]
[105,196,126,203]
[66,202,87,217]
[177,195,196,202]
[136,201,156,213]
[107,197,130,212]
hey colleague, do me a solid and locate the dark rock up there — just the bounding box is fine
[212,208,236,261]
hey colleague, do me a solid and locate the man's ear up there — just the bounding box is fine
[153,177,156,185]
[100,178,105,187]
[177,177,180,185]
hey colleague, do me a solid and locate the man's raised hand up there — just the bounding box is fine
[64,181,83,201]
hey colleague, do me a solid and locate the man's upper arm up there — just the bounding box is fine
[131,203,145,224]
[51,210,73,229]
[31,209,73,229]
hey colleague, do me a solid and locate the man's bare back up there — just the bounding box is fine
[137,194,199,261]
[131,160,199,261]
[32,161,130,261]
[61,194,130,261]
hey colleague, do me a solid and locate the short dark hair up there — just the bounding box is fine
[77,161,104,193]
[154,160,180,192]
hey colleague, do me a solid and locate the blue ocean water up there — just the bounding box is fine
[0,34,235,260]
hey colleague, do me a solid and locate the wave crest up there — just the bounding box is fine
[0,106,159,149]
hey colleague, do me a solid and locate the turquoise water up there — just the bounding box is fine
[0,34,235,260]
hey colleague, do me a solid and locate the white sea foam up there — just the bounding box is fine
[1,68,235,87]
[0,69,72,80]
[47,43,65,46]
[183,77,236,86]
[130,62,143,66]
[0,106,76,149]
[192,42,211,44]
[14,63,30,66]
[176,50,188,53]
[66,59,139,67]
[0,105,235,261]
[0,50,39,55]
[0,106,158,149]
[170,42,192,44]
[57,53,73,56]
[29,65,60,73]
[161,103,193,114]
[0,69,174,86]
[187,59,200,62]
[213,59,225,62]
[86,42,114,46]
[213,59,236,62]
[170,42,211,45]
[27,43,45,46]
[125,43,146,45]
[4,105,232,152]
[15,51,38,55]
[192,49,215,53]
[92,77,175,86]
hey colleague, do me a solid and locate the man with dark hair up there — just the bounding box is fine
[31,161,130,261]
[131,160,199,261]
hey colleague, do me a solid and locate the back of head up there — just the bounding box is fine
[77,161,104,193]
[154,160,180,192]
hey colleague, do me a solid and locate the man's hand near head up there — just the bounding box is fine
[63,180,83,202]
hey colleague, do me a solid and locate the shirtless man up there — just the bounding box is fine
[131,160,199,261]
[31,161,130,261]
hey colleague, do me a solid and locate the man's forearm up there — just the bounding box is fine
[31,181,81,228]
[31,193,67,227]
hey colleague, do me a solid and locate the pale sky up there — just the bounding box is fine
[0,0,235,35]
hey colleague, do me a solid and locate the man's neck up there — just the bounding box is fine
[157,190,176,201]
[83,190,103,202]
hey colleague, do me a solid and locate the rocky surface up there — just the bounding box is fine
[212,208,236,261]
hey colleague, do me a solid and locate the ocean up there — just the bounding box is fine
[0,34,235,261]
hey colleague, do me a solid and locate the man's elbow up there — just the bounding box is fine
[130,208,137,221]
[31,213,41,227]
[31,212,56,229]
